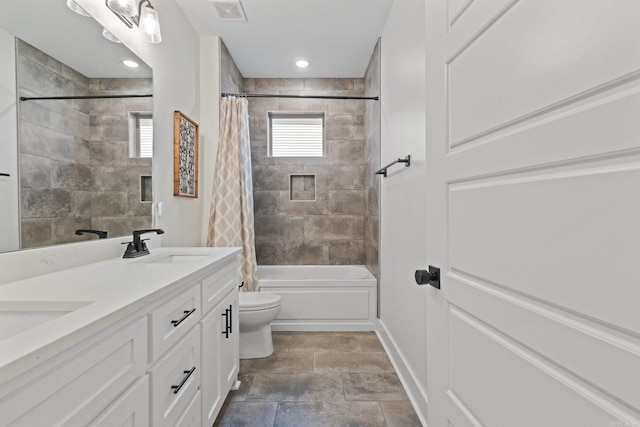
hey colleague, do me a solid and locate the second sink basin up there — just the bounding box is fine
[0,301,92,341]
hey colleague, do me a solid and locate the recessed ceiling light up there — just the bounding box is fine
[123,59,139,68]
[296,60,309,68]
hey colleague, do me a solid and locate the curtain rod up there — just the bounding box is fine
[19,94,153,102]
[221,92,379,101]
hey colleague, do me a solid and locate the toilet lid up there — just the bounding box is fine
[239,292,282,311]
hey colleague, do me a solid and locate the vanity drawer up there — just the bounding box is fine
[88,376,149,427]
[0,317,147,427]
[149,284,201,360]
[202,260,237,314]
[175,390,202,427]
[149,324,201,427]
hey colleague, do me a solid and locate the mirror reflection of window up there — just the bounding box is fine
[129,112,153,158]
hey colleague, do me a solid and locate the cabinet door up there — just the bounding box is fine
[201,287,239,426]
[219,288,239,392]
[200,305,224,426]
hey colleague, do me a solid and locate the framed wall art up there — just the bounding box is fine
[173,111,199,198]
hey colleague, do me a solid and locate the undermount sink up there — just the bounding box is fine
[133,253,212,264]
[0,301,92,341]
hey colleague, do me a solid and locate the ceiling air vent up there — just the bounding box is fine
[210,0,247,21]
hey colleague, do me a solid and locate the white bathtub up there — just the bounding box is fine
[258,265,377,331]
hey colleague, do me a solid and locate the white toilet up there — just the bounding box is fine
[238,292,282,359]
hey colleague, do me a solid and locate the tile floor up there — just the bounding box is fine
[213,331,422,427]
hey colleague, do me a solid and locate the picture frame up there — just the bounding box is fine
[173,111,199,198]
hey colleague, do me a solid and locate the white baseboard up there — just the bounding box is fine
[271,322,376,332]
[375,319,429,426]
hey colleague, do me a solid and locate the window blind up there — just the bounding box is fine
[270,114,324,157]
[138,117,153,158]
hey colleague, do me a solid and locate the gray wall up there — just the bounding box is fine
[17,40,152,248]
[220,40,243,94]
[245,78,368,265]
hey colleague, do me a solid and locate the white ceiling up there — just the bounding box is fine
[0,0,151,78]
[0,0,392,79]
[176,0,393,78]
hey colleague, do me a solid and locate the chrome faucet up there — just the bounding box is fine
[123,228,165,258]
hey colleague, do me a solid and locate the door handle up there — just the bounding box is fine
[415,266,440,289]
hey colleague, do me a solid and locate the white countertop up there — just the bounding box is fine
[0,247,241,386]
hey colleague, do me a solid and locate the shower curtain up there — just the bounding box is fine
[207,96,259,291]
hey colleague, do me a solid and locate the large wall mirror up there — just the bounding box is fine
[0,0,154,253]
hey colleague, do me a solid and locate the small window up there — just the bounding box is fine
[269,113,324,157]
[129,112,153,158]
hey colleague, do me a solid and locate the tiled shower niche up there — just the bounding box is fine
[290,175,316,201]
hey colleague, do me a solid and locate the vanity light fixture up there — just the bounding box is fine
[138,1,162,43]
[106,0,162,43]
[296,60,309,68]
[66,0,91,17]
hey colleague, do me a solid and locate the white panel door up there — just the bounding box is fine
[425,1,640,426]
[0,29,19,253]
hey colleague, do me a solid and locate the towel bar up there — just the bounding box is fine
[375,155,411,177]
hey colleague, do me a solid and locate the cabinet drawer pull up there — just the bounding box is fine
[228,304,233,334]
[171,367,196,394]
[171,308,196,327]
[221,308,230,339]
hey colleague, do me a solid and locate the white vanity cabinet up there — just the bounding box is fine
[149,324,201,427]
[144,280,203,427]
[217,289,239,395]
[148,259,239,427]
[0,247,241,427]
[0,317,148,427]
[200,263,239,427]
[87,377,150,427]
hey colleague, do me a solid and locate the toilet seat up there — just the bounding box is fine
[239,292,281,311]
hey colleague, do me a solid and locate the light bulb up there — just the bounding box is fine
[106,0,137,17]
[296,60,309,68]
[138,2,162,43]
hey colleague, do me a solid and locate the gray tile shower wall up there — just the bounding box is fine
[88,78,153,237]
[218,42,380,269]
[17,40,152,248]
[245,77,368,265]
